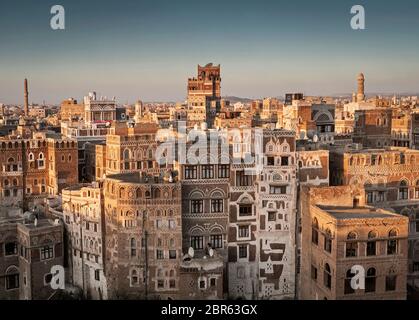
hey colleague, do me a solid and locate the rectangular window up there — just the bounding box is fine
[386,275,397,291]
[210,278,216,287]
[210,235,223,249]
[238,225,249,238]
[377,191,385,202]
[156,250,164,260]
[5,242,17,256]
[191,236,204,250]
[311,265,317,281]
[169,279,176,288]
[211,199,223,213]
[387,239,398,255]
[346,242,358,257]
[239,204,252,217]
[168,220,176,229]
[281,156,289,166]
[184,165,197,179]
[94,270,100,281]
[40,245,54,260]
[169,250,177,259]
[367,241,376,256]
[269,185,287,194]
[324,236,332,253]
[131,248,137,257]
[366,192,374,204]
[218,165,230,178]
[191,200,203,214]
[267,157,275,166]
[268,212,276,221]
[201,165,214,179]
[157,280,164,288]
[236,171,251,186]
[199,280,206,289]
[238,245,248,259]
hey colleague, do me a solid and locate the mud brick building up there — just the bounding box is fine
[0,209,64,300]
[103,172,182,300]
[300,185,408,300]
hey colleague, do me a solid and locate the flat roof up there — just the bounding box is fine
[106,172,177,184]
[317,205,400,220]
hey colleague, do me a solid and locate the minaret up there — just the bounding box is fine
[357,73,365,102]
[134,100,143,122]
[24,78,29,116]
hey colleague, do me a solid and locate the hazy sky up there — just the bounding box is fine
[1,0,419,104]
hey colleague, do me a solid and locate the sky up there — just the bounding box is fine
[0,0,419,104]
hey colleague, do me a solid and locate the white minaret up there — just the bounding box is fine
[134,100,143,122]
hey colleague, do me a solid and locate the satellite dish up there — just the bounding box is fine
[209,248,214,257]
[313,134,319,143]
[188,247,195,258]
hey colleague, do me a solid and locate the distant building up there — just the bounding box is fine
[187,63,221,128]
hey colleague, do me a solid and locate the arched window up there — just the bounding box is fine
[346,232,358,257]
[131,270,139,286]
[387,229,398,255]
[136,188,142,198]
[154,188,161,198]
[399,180,409,200]
[119,187,125,198]
[415,180,419,199]
[365,268,376,293]
[5,266,19,290]
[28,153,34,161]
[312,218,319,245]
[124,149,130,160]
[324,263,332,289]
[367,231,377,256]
[344,269,355,294]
